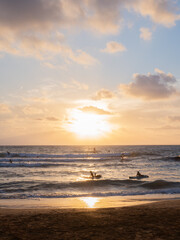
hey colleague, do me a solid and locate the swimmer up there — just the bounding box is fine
[9,159,12,164]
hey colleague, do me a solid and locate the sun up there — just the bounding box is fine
[65,108,111,138]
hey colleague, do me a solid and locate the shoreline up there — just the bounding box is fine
[0,194,179,209]
[0,199,179,240]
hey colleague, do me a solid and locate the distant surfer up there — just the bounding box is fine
[93,148,97,153]
[90,171,94,178]
[9,159,12,164]
[136,171,142,177]
[90,171,101,179]
[7,151,10,156]
[129,171,149,179]
[121,153,125,160]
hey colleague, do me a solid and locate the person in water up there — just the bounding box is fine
[90,171,101,179]
[90,171,94,178]
[121,153,125,160]
[9,159,12,164]
[137,171,142,177]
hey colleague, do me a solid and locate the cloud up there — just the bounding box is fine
[0,1,98,65]
[35,116,59,121]
[0,0,81,31]
[147,125,180,131]
[169,116,180,122]
[86,0,124,34]
[22,105,45,115]
[129,0,180,27]
[86,0,180,33]
[61,79,89,90]
[140,27,152,41]
[42,62,68,70]
[0,1,179,35]
[120,69,177,100]
[101,41,126,53]
[0,103,11,114]
[0,31,98,65]
[0,0,179,33]
[46,117,59,121]
[0,0,124,35]
[0,0,179,62]
[93,88,115,100]
[79,106,111,115]
[29,97,50,103]
[68,49,98,66]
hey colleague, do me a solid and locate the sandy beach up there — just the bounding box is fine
[0,199,179,240]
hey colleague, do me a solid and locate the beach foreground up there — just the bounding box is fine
[0,200,179,240]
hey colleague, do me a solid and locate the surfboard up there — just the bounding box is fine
[129,175,149,179]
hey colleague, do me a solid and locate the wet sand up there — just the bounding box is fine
[0,200,179,240]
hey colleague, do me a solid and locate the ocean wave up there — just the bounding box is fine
[0,150,160,160]
[140,180,180,189]
[0,161,93,168]
[0,162,64,168]
[1,150,179,164]
[165,156,180,161]
[0,158,100,164]
[0,152,127,159]
[1,188,180,199]
[0,156,132,167]
[150,156,180,162]
[0,179,141,191]
[1,179,179,193]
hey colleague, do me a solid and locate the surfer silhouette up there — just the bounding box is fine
[121,153,125,160]
[137,171,142,177]
[90,171,94,178]
[90,171,102,179]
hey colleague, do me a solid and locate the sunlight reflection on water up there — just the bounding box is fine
[80,197,99,208]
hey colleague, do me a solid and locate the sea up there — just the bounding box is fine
[0,145,180,208]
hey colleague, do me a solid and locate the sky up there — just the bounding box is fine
[1,0,180,145]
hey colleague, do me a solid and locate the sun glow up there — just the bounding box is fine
[66,109,111,138]
[81,197,99,208]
